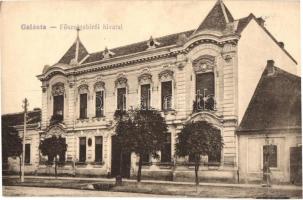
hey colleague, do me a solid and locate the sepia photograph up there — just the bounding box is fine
[1,0,302,198]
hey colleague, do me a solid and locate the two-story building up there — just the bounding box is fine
[7,0,299,183]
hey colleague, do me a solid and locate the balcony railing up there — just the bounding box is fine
[193,94,215,113]
[50,114,63,125]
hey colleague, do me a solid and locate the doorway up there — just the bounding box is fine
[111,135,131,178]
[290,146,302,185]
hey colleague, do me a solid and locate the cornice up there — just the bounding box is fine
[38,34,239,81]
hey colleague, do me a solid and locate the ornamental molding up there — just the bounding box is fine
[138,73,152,85]
[192,55,216,73]
[51,82,65,96]
[44,124,67,138]
[78,84,89,94]
[38,37,239,81]
[94,81,105,91]
[158,69,174,82]
[185,112,223,129]
[115,74,128,89]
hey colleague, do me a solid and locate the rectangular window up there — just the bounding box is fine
[141,84,151,110]
[95,91,104,117]
[53,95,64,117]
[161,81,172,111]
[95,136,103,163]
[142,153,150,163]
[161,133,171,163]
[79,137,86,163]
[263,145,277,168]
[117,88,126,111]
[25,144,31,164]
[195,72,215,111]
[80,93,87,119]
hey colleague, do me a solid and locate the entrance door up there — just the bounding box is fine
[111,136,131,178]
[290,147,302,185]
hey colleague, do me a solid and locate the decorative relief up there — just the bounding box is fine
[115,74,128,88]
[78,84,89,94]
[138,73,152,85]
[45,125,66,138]
[94,81,105,91]
[51,82,65,96]
[192,55,215,73]
[158,69,174,82]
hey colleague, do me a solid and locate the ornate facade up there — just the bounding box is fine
[9,0,297,183]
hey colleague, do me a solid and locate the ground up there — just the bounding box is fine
[2,176,302,198]
[3,186,172,197]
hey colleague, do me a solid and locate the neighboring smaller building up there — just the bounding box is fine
[2,108,41,174]
[237,61,301,185]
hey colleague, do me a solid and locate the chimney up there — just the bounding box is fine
[266,60,275,76]
[257,17,265,26]
[278,42,284,48]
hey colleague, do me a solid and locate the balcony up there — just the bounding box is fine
[49,114,63,126]
[193,94,216,113]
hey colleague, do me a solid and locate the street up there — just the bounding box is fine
[2,186,172,197]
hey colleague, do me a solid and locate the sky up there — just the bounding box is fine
[1,0,300,114]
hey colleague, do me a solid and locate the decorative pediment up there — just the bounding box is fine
[115,74,128,88]
[51,82,65,96]
[44,124,66,138]
[94,81,105,91]
[78,84,89,94]
[158,69,174,82]
[185,112,223,129]
[138,73,152,85]
[192,55,215,73]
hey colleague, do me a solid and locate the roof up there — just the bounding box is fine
[2,108,41,128]
[237,66,301,133]
[235,13,297,64]
[46,1,296,68]
[82,30,194,64]
[194,0,234,34]
[58,37,89,64]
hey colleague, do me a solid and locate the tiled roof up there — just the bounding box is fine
[237,66,301,132]
[51,1,296,67]
[194,0,234,34]
[2,109,41,127]
[82,30,194,64]
[58,38,89,64]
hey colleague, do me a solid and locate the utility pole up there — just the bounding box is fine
[21,98,28,182]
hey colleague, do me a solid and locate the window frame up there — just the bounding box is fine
[95,136,103,163]
[79,137,86,163]
[140,84,151,110]
[161,81,173,111]
[117,87,127,111]
[79,93,88,119]
[95,90,104,117]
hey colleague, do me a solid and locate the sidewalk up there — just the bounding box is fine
[3,175,302,191]
[2,175,302,198]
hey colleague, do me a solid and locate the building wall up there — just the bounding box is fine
[7,129,40,174]
[237,19,298,123]
[238,130,301,184]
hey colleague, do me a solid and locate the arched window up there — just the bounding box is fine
[193,55,216,111]
[94,81,105,117]
[51,82,65,119]
[159,69,174,111]
[78,84,89,119]
[115,75,128,111]
[138,72,152,110]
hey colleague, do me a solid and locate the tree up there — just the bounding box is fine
[175,121,223,185]
[2,124,22,178]
[114,108,168,182]
[39,135,67,177]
